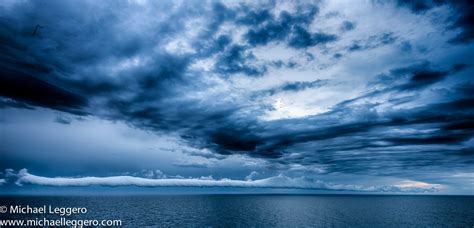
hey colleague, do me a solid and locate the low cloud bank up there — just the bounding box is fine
[2,169,439,193]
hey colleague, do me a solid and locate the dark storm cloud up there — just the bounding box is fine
[347,32,397,52]
[254,90,474,173]
[288,26,338,49]
[447,1,474,44]
[0,0,333,113]
[191,2,236,58]
[188,77,473,165]
[214,44,267,77]
[394,0,445,13]
[372,62,470,91]
[1,0,473,178]
[0,21,88,114]
[258,79,328,96]
[389,0,474,44]
[0,67,87,115]
[54,116,72,125]
[0,2,244,180]
[0,0,224,111]
[236,8,272,26]
[202,2,337,76]
[276,80,328,93]
[0,98,33,110]
[387,63,449,91]
[399,41,412,52]
[271,60,299,69]
[0,0,157,110]
[340,21,356,32]
[192,61,473,173]
[242,4,338,49]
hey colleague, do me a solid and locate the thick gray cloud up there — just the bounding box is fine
[5,169,439,193]
[391,0,474,44]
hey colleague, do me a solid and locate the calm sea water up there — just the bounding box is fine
[1,195,473,227]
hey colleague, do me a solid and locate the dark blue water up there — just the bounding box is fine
[1,195,473,227]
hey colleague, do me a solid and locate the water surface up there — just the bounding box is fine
[1,195,473,227]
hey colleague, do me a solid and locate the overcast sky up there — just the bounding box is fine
[0,0,473,195]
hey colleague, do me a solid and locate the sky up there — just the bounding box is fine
[0,0,473,195]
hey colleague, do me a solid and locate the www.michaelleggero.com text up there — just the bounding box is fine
[0,217,122,227]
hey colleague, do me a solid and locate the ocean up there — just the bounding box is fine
[1,195,473,227]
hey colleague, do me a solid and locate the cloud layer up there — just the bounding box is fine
[5,169,438,193]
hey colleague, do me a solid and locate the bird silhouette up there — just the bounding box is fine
[31,24,44,36]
